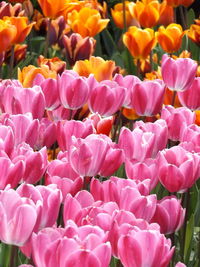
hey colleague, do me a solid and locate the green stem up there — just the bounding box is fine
[44,18,51,58]
[179,5,187,30]
[9,45,15,79]
[112,110,122,142]
[9,245,18,267]
[182,189,190,261]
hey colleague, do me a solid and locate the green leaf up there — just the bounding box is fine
[187,8,195,27]
[184,214,194,263]
[100,29,118,57]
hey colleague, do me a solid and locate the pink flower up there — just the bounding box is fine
[157,146,200,192]
[31,222,111,267]
[113,73,140,108]
[88,80,125,116]
[17,183,62,231]
[118,127,156,161]
[151,195,185,234]
[125,158,158,190]
[118,229,174,267]
[178,77,200,110]
[34,74,60,111]
[69,134,109,177]
[59,70,90,110]
[161,105,195,141]
[131,79,165,116]
[0,188,37,246]
[57,119,94,151]
[161,54,197,91]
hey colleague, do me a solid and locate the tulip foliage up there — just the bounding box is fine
[0,0,200,267]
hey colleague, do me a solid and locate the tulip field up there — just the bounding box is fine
[0,0,200,266]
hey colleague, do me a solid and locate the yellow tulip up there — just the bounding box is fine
[0,19,17,53]
[129,0,160,28]
[73,56,116,81]
[18,65,57,88]
[123,26,157,59]
[68,7,109,37]
[186,24,200,46]
[111,1,135,29]
[37,0,67,19]
[3,16,35,44]
[156,23,184,53]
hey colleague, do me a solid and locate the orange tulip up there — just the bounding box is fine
[186,24,200,46]
[122,108,140,120]
[123,26,157,59]
[5,44,27,66]
[129,0,160,28]
[18,65,57,88]
[0,19,17,53]
[158,1,174,26]
[165,0,194,7]
[73,56,117,81]
[111,1,135,29]
[156,23,184,53]
[37,0,67,19]
[37,56,66,74]
[3,16,35,44]
[67,7,109,37]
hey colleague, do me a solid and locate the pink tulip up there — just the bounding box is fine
[131,79,165,116]
[125,158,158,190]
[0,125,14,156]
[175,262,187,267]
[33,74,60,110]
[178,77,200,110]
[0,188,37,246]
[161,54,197,91]
[69,134,109,177]
[1,85,45,119]
[88,80,125,116]
[34,118,57,149]
[157,146,200,192]
[17,183,62,231]
[47,105,76,121]
[31,222,111,267]
[118,229,174,267]
[0,156,25,189]
[108,210,160,257]
[90,176,151,202]
[151,195,185,234]
[113,73,141,108]
[134,119,168,157]
[11,143,48,184]
[59,70,90,110]
[45,154,83,200]
[2,113,39,148]
[118,127,156,161]
[57,119,94,151]
[161,105,195,141]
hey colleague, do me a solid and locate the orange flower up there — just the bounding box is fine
[67,7,109,37]
[165,0,194,7]
[111,1,135,29]
[186,24,200,46]
[158,1,174,26]
[3,16,35,44]
[37,56,66,74]
[18,65,57,88]
[5,44,27,66]
[38,0,67,19]
[123,26,157,59]
[73,56,117,81]
[0,19,17,53]
[156,23,184,53]
[122,107,140,120]
[129,0,160,28]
